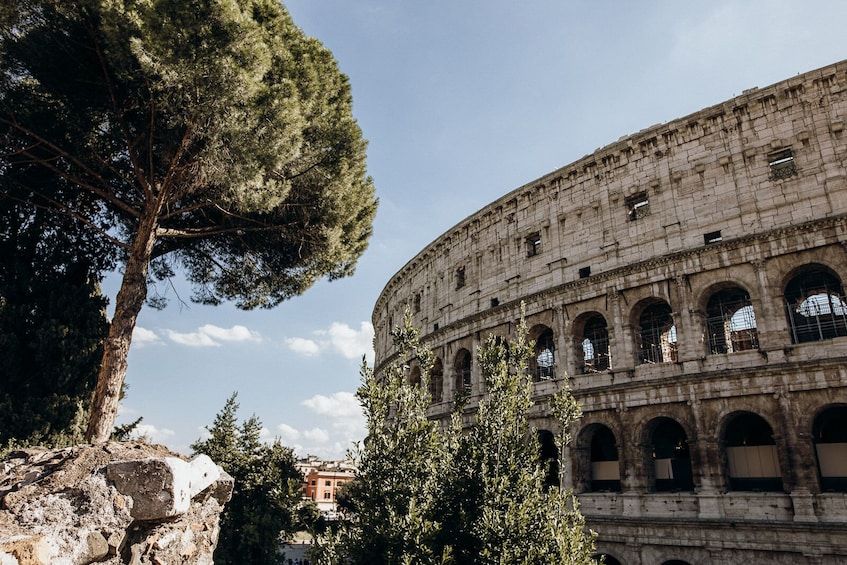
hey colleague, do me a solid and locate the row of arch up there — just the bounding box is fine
[574,265,846,373]
[570,405,847,494]
[412,265,847,398]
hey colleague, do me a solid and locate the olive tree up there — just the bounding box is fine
[317,311,596,564]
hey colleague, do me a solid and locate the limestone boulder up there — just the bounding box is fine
[0,442,233,565]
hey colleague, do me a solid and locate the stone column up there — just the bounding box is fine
[672,275,700,364]
[609,289,635,371]
[442,343,455,400]
[618,407,643,517]
[558,305,577,379]
[776,392,819,522]
[751,258,785,352]
[626,542,643,565]
[691,397,723,519]
[560,444,575,491]
[472,332,482,396]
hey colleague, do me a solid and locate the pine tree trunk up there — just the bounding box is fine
[86,205,160,443]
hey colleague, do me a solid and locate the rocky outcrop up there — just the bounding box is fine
[0,442,233,565]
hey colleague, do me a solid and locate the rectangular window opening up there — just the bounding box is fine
[433,322,439,331]
[768,147,796,180]
[704,230,722,244]
[525,233,541,257]
[625,192,650,221]
[579,266,591,279]
[490,297,499,308]
[456,266,466,289]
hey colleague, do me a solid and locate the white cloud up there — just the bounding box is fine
[327,322,375,362]
[166,329,219,347]
[277,423,301,443]
[296,391,367,458]
[285,337,320,356]
[133,326,162,348]
[274,392,366,458]
[288,321,374,362]
[130,423,176,445]
[303,428,330,443]
[166,324,261,347]
[199,324,261,343]
[302,391,361,419]
[299,441,358,461]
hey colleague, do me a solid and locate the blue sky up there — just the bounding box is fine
[109,0,847,458]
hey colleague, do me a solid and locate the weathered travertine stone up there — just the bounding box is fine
[0,442,232,565]
[374,59,847,564]
[106,454,221,520]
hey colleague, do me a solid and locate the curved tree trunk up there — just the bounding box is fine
[86,205,161,443]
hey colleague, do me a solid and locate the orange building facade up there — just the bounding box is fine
[298,458,355,516]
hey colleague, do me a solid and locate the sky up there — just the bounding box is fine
[108,0,847,459]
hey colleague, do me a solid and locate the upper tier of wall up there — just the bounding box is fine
[373,60,847,366]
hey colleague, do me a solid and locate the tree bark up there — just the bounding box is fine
[86,203,161,443]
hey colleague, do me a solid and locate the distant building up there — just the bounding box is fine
[297,456,355,515]
[373,60,847,563]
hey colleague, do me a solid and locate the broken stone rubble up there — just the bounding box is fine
[0,442,233,565]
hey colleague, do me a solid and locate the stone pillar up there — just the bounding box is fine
[776,392,819,491]
[609,289,634,371]
[472,333,482,396]
[751,258,784,351]
[558,305,577,379]
[618,407,643,517]
[626,542,643,565]
[690,397,724,519]
[672,275,700,363]
[442,343,455,400]
[791,490,819,523]
[776,392,820,522]
[560,444,575,491]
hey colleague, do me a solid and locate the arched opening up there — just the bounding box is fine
[813,406,847,492]
[408,365,421,388]
[589,425,621,492]
[785,267,847,343]
[529,326,555,381]
[429,358,443,402]
[454,349,471,395]
[706,287,758,354]
[637,302,677,364]
[650,418,693,492]
[581,314,610,373]
[724,412,783,492]
[537,429,559,490]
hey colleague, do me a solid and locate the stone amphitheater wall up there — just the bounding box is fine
[373,60,847,564]
[374,59,847,367]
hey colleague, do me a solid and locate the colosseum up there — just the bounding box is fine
[372,60,847,564]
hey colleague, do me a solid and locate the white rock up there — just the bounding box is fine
[186,454,221,498]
